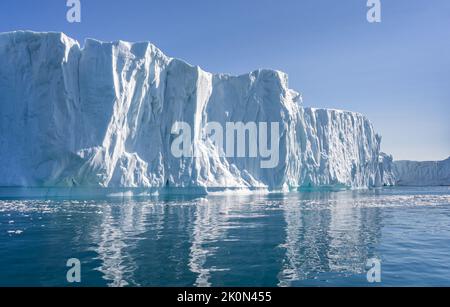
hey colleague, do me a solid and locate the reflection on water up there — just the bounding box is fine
[94,202,148,287]
[189,199,229,287]
[0,187,450,287]
[277,192,382,286]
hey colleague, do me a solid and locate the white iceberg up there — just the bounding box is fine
[394,157,450,186]
[0,31,394,191]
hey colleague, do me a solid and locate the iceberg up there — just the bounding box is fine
[378,153,397,187]
[394,157,450,187]
[0,31,393,191]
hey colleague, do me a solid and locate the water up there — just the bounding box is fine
[0,187,449,287]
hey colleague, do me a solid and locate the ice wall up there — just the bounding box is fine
[394,157,450,186]
[0,31,392,190]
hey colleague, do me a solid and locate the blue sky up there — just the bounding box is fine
[0,0,449,161]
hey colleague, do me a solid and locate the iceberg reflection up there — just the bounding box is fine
[63,191,385,287]
[278,191,382,286]
[93,201,151,287]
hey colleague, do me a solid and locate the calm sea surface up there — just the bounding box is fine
[0,187,449,287]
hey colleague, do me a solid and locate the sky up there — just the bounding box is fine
[0,0,449,161]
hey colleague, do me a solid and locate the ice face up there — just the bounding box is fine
[0,31,394,190]
[394,157,450,187]
[377,153,397,187]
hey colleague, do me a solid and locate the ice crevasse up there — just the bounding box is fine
[0,31,395,191]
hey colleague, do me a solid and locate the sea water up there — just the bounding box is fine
[0,187,449,287]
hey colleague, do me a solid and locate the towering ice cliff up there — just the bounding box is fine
[0,31,391,191]
[378,153,397,186]
[394,157,450,186]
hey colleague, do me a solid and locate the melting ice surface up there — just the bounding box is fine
[1,187,450,287]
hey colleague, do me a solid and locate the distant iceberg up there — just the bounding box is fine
[0,31,397,191]
[394,157,450,187]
